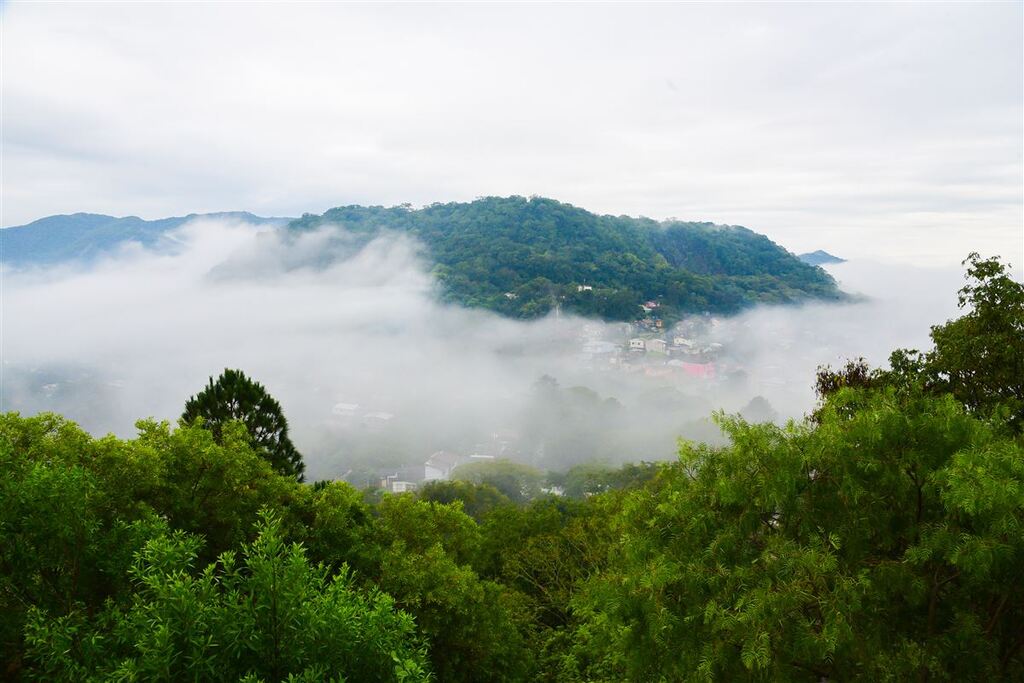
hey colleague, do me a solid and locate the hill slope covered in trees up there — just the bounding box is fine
[290,196,843,320]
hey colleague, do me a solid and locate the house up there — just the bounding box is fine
[576,284,593,292]
[379,472,418,494]
[647,339,667,353]
[629,338,646,350]
[424,451,465,481]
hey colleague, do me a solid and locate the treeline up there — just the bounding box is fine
[289,196,842,321]
[1,253,1021,681]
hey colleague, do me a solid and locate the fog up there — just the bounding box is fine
[1,218,969,480]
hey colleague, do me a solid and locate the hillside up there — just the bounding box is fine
[1,212,289,266]
[290,196,843,320]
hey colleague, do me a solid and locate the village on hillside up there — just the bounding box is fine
[577,302,729,381]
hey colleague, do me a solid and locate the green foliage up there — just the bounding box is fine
[0,413,300,677]
[289,196,842,321]
[553,461,659,499]
[452,459,545,504]
[291,481,375,574]
[23,511,431,682]
[417,479,512,521]
[816,253,1024,432]
[0,414,165,677]
[183,369,306,481]
[577,391,1024,680]
[370,496,533,681]
[926,253,1024,429]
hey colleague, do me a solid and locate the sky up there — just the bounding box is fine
[2,2,1022,267]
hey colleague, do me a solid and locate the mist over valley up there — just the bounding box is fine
[2,207,964,482]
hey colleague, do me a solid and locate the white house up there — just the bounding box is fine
[629,338,646,350]
[379,473,418,494]
[424,451,465,481]
[647,339,667,353]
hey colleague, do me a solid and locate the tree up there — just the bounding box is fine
[24,511,431,682]
[814,253,1024,431]
[452,460,544,504]
[926,253,1024,429]
[417,480,512,522]
[577,391,1024,681]
[182,369,305,481]
[371,496,533,681]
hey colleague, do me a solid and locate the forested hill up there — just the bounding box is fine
[290,196,843,320]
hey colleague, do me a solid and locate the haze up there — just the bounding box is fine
[2,218,967,479]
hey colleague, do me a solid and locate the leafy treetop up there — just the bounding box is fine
[182,369,305,481]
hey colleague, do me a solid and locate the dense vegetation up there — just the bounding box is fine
[289,196,842,320]
[2,254,1021,681]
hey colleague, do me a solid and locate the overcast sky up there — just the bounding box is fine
[3,2,1021,266]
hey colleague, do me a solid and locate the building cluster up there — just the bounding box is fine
[577,315,733,382]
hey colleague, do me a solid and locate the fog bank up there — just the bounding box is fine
[1,219,969,479]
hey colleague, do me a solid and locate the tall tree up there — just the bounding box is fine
[927,252,1024,429]
[182,369,305,481]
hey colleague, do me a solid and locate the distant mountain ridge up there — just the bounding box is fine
[1,212,290,266]
[798,250,846,266]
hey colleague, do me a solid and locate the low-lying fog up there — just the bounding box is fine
[2,218,967,479]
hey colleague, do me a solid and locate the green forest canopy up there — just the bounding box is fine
[1,254,1021,681]
[289,196,843,321]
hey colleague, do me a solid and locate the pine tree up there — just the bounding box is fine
[182,369,305,481]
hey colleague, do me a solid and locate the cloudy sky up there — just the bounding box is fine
[3,2,1022,266]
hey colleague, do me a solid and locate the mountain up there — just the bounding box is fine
[1,212,290,266]
[798,249,846,266]
[290,196,844,320]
